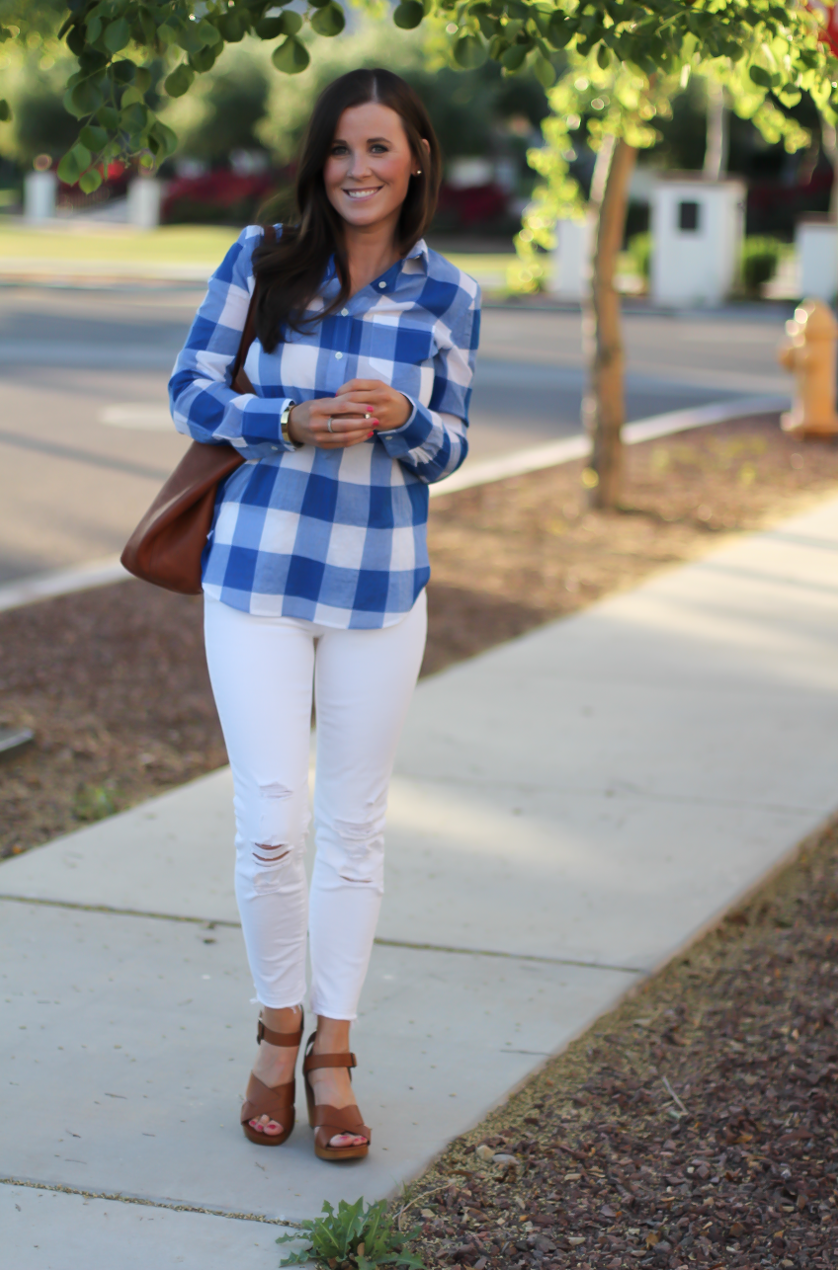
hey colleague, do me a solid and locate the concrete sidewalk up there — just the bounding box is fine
[3,492,838,1267]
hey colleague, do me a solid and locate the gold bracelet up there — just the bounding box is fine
[281,402,301,449]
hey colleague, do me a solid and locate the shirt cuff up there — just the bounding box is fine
[375,395,433,457]
[238,397,298,455]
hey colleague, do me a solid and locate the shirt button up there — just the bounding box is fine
[341,308,349,316]
[378,281,387,288]
[335,351,343,360]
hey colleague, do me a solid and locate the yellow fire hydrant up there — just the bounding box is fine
[777,298,838,439]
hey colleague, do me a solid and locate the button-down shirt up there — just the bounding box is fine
[169,224,481,628]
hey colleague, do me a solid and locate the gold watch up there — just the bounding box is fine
[281,401,301,449]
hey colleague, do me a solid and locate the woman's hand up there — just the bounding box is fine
[286,395,376,450]
[334,379,412,433]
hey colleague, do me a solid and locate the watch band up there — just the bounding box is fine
[281,401,301,449]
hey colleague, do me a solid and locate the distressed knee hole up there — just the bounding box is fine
[330,815,385,886]
[253,844,290,865]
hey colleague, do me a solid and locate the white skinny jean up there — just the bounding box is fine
[203,591,427,1020]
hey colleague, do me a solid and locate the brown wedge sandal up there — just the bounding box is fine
[240,1009,304,1147]
[302,1031,371,1162]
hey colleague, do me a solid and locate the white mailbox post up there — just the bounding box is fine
[127,175,162,229]
[650,175,745,306]
[24,170,57,222]
[796,216,838,303]
[549,217,592,300]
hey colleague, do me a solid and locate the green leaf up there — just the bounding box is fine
[280,12,303,35]
[533,54,555,87]
[501,43,528,71]
[157,22,179,45]
[57,142,91,186]
[120,102,149,134]
[96,105,120,130]
[112,60,137,83]
[79,168,103,194]
[85,15,102,42]
[218,13,246,41]
[79,123,107,151]
[69,78,104,117]
[120,86,146,108]
[452,34,486,68]
[164,64,194,98]
[546,12,573,48]
[149,120,178,159]
[393,2,424,30]
[310,3,345,37]
[749,64,773,89]
[309,0,332,8]
[0,99,11,123]
[596,41,610,69]
[196,19,222,46]
[104,18,131,54]
[272,36,310,74]
[134,68,152,92]
[66,24,86,56]
[189,44,219,72]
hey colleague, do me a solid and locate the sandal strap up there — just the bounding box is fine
[311,1102,371,1142]
[241,1072,295,1126]
[303,1050,357,1074]
[257,1014,304,1048]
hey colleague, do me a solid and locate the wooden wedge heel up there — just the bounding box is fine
[240,1009,304,1147]
[302,1031,371,1162]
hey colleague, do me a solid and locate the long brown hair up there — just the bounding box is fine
[252,68,442,352]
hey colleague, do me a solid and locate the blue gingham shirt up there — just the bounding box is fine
[169,224,481,628]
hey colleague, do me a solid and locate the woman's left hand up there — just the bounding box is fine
[333,378,412,433]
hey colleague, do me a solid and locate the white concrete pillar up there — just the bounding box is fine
[549,217,592,300]
[796,217,838,304]
[127,176,162,229]
[24,170,57,222]
[650,176,745,307]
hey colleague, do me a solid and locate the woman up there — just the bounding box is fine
[169,68,480,1162]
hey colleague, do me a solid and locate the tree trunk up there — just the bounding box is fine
[822,117,838,223]
[582,135,637,510]
[703,80,728,181]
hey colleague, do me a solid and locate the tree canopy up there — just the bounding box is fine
[1,2,833,192]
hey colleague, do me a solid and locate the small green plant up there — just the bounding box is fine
[740,236,784,297]
[72,784,118,822]
[628,231,652,283]
[277,1198,424,1270]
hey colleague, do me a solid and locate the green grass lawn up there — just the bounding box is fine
[0,222,520,287]
[0,222,241,264]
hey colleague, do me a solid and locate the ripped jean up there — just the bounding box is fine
[203,591,427,1020]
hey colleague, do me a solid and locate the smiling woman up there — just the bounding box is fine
[166,67,481,1165]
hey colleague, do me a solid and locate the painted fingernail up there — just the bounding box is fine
[367,431,374,438]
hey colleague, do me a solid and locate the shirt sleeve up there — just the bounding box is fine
[168,225,296,460]
[376,277,481,485]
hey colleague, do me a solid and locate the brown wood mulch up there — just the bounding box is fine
[3,412,838,860]
[4,412,838,1268]
[398,813,838,1270]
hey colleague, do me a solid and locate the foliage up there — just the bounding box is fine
[628,230,651,282]
[276,1197,424,1270]
[512,10,822,292]
[2,1,834,192]
[739,234,784,295]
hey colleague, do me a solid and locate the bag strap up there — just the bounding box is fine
[230,222,276,393]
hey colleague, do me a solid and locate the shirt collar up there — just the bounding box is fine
[321,238,429,291]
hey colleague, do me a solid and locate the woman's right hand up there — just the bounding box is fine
[287,396,379,450]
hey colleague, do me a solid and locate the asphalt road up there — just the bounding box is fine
[0,285,793,585]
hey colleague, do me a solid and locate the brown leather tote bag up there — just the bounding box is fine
[121,226,275,595]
